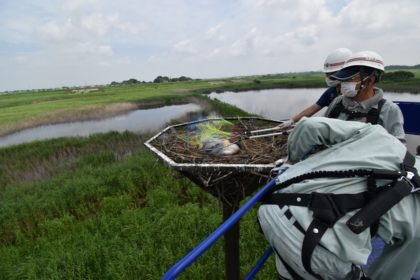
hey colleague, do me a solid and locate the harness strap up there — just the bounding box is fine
[327,99,385,125]
[366,99,385,124]
[262,151,418,278]
[346,181,411,234]
[264,192,371,225]
[402,151,420,188]
[273,247,305,280]
[302,220,328,279]
[263,191,371,279]
[327,100,344,119]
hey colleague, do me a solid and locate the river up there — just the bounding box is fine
[209,88,420,120]
[0,103,202,148]
[209,88,420,154]
[1,89,419,152]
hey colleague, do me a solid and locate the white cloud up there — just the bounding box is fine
[38,19,75,42]
[75,42,113,56]
[205,24,225,41]
[15,55,28,63]
[1,0,420,91]
[173,39,198,54]
[80,14,109,36]
[63,0,98,11]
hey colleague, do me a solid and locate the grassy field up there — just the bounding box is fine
[378,69,420,93]
[0,93,275,279]
[0,129,275,280]
[1,71,419,279]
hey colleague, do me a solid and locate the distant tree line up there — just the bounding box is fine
[381,71,415,80]
[109,76,193,86]
[152,76,192,83]
[110,79,146,86]
[385,64,420,70]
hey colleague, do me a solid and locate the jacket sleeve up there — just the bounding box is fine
[379,101,406,143]
[287,117,372,162]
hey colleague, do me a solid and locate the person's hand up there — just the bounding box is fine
[277,119,294,130]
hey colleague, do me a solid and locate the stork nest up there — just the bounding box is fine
[150,118,288,165]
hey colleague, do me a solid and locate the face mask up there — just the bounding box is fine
[325,77,340,87]
[340,81,359,98]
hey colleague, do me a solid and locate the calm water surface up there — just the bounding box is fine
[0,103,202,148]
[209,88,420,120]
[209,89,420,154]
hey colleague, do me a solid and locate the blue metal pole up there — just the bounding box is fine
[162,179,277,280]
[244,247,273,280]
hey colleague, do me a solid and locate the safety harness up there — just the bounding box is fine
[262,151,420,280]
[327,98,386,125]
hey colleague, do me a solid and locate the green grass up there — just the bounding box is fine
[378,69,420,93]
[0,121,275,279]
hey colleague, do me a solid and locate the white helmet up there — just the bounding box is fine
[323,48,352,73]
[343,51,385,72]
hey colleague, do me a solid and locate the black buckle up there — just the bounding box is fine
[309,192,345,227]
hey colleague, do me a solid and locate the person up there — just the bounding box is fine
[258,117,420,280]
[325,50,405,142]
[278,48,352,129]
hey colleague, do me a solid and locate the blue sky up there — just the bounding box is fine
[1,0,419,91]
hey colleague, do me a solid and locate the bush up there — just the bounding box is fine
[382,71,415,80]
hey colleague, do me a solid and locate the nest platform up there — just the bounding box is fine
[144,117,288,206]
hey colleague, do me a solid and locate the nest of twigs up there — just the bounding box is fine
[146,117,289,205]
[150,118,288,165]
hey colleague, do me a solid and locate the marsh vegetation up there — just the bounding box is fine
[1,71,419,279]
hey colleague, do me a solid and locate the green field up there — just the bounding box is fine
[0,122,275,280]
[1,72,419,279]
[378,69,420,93]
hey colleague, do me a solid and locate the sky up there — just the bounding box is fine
[1,0,420,92]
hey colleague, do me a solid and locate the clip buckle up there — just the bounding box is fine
[401,172,419,193]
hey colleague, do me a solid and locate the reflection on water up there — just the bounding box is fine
[0,103,202,148]
[209,89,420,154]
[209,88,420,120]
[210,88,325,120]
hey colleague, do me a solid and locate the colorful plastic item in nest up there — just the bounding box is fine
[177,119,240,155]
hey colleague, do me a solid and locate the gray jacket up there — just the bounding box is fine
[324,88,405,143]
[258,117,419,280]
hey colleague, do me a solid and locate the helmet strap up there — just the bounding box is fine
[359,66,367,89]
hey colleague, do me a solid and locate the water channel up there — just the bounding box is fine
[0,103,202,148]
[209,88,420,120]
[209,88,420,154]
[1,89,419,152]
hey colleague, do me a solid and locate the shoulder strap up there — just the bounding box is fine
[327,99,344,119]
[366,98,386,125]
